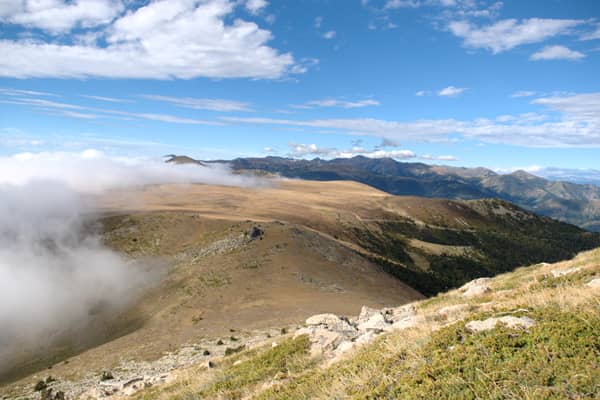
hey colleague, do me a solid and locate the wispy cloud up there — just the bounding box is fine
[1,96,221,125]
[81,95,132,103]
[448,18,583,53]
[511,90,537,98]
[291,98,380,109]
[222,91,600,148]
[141,95,253,112]
[0,87,56,97]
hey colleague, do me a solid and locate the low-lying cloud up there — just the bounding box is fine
[0,150,261,374]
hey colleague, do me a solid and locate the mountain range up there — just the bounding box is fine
[204,156,600,232]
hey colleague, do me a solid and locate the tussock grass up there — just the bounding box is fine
[135,249,600,400]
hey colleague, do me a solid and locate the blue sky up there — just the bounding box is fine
[1,0,600,176]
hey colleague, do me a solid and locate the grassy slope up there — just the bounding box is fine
[3,179,598,390]
[134,248,600,400]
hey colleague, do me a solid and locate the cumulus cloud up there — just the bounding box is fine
[0,0,124,34]
[530,45,585,61]
[245,0,268,15]
[285,143,459,162]
[448,18,583,53]
[437,86,467,97]
[0,149,264,372]
[0,0,295,79]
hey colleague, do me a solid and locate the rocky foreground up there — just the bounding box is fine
[4,250,600,400]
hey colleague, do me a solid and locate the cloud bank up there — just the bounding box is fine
[0,149,261,373]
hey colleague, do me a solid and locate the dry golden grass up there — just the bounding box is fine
[131,248,600,400]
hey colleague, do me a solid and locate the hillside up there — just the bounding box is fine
[207,156,600,232]
[2,179,599,398]
[129,247,600,400]
[14,245,600,399]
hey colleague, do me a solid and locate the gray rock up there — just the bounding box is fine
[357,312,389,333]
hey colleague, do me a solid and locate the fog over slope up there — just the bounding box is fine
[0,150,261,372]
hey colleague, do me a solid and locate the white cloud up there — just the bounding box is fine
[81,94,131,103]
[448,18,583,53]
[1,96,221,125]
[0,0,295,80]
[0,149,263,193]
[532,92,600,122]
[580,23,600,41]
[421,154,458,161]
[245,0,267,15]
[415,90,428,96]
[436,155,458,161]
[323,30,336,39]
[530,45,585,61]
[222,91,600,148]
[438,86,467,97]
[385,0,421,9]
[0,149,264,369]
[511,90,536,98]
[141,95,252,112]
[292,98,380,109]
[0,87,55,97]
[0,0,124,34]
[288,143,417,160]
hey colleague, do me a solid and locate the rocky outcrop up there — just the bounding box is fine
[12,327,288,400]
[459,278,492,297]
[295,303,421,360]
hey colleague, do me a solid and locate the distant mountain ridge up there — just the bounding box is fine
[202,156,600,231]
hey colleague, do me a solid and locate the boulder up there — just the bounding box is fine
[466,316,536,333]
[297,326,346,357]
[357,306,380,323]
[383,304,416,323]
[357,312,389,333]
[355,330,378,345]
[305,314,356,334]
[391,316,420,331]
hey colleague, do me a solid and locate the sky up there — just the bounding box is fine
[1,0,600,178]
